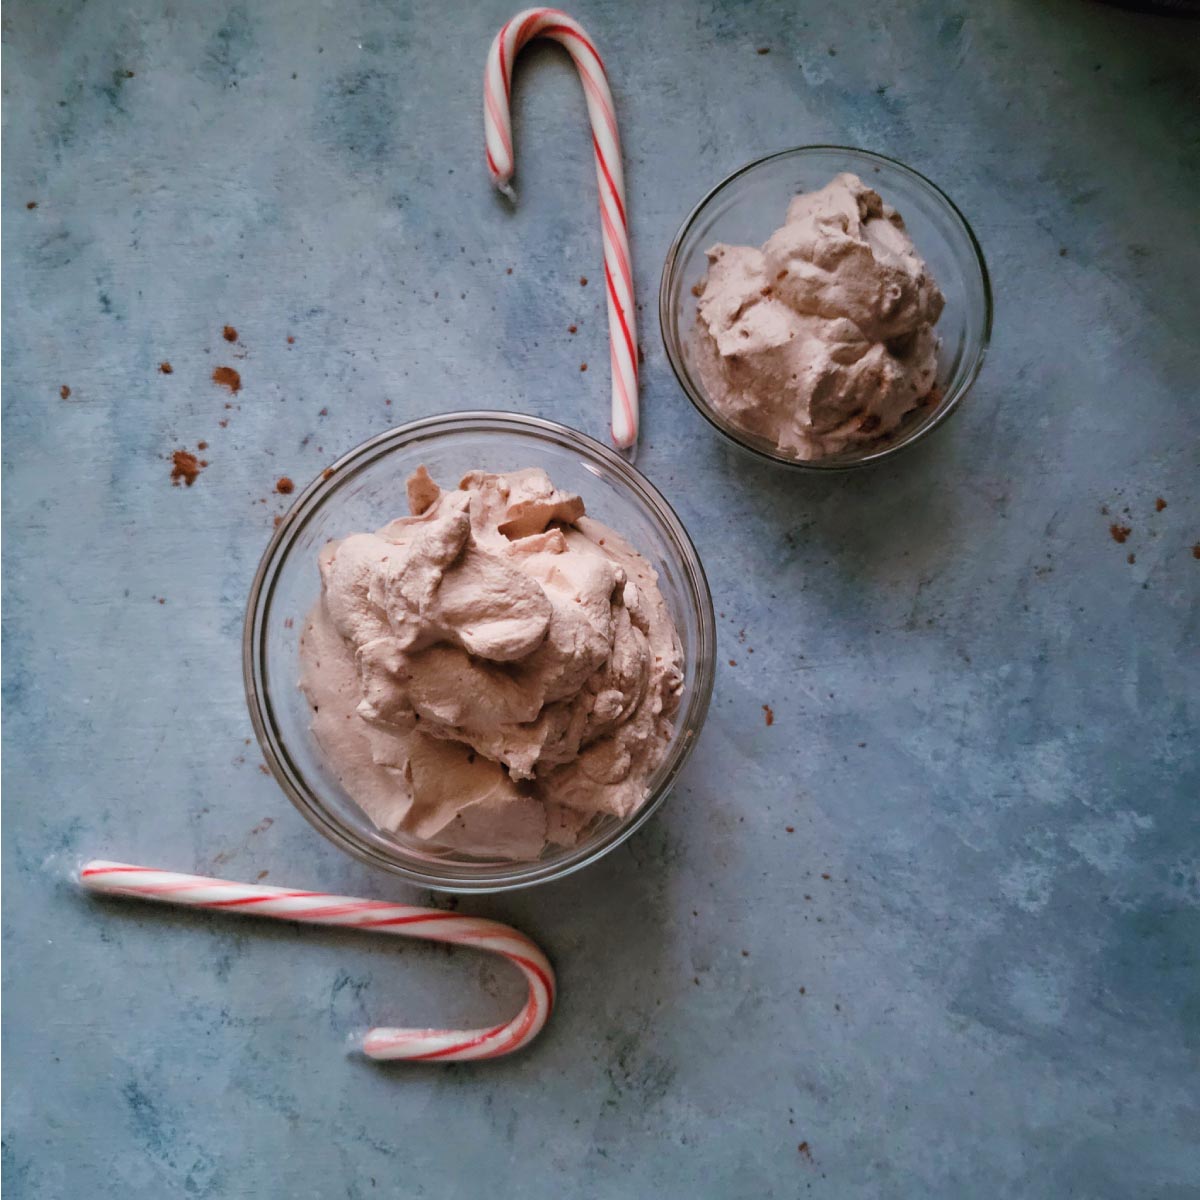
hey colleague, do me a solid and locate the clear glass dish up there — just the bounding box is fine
[243,412,716,892]
[659,146,992,470]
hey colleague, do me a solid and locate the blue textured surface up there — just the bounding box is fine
[3,1,1199,1196]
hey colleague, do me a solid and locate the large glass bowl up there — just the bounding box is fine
[660,146,992,470]
[243,412,715,892]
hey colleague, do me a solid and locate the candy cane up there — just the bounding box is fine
[484,8,639,450]
[79,860,554,1062]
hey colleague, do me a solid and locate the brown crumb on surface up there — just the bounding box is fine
[691,282,704,298]
[60,385,71,399]
[273,515,283,528]
[757,46,771,54]
[218,418,229,428]
[318,406,328,416]
[741,950,749,957]
[1193,544,1200,560]
[258,764,270,775]
[1155,497,1167,512]
[256,870,270,881]
[579,276,588,286]
[506,267,513,275]
[157,597,166,605]
[785,826,795,833]
[1109,523,1131,544]
[197,440,208,450]
[222,325,238,342]
[568,324,578,334]
[762,704,774,726]
[322,467,334,480]
[284,617,294,629]
[729,659,737,667]
[580,362,588,372]
[26,201,37,209]
[1127,552,1135,564]
[212,366,241,393]
[170,449,204,487]
[287,335,295,344]
[275,476,295,495]
[821,872,831,880]
[798,1142,812,1162]
[159,361,173,374]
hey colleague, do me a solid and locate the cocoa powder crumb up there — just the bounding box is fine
[763,704,774,726]
[1193,544,1200,560]
[197,441,208,450]
[170,449,204,487]
[729,659,737,667]
[258,764,269,775]
[785,825,795,833]
[256,870,269,881]
[318,407,328,416]
[580,362,588,372]
[222,325,238,342]
[1155,497,1167,512]
[1109,523,1131,544]
[1127,552,1135,564]
[212,366,241,393]
[218,419,229,428]
[580,276,588,286]
[26,201,37,210]
[506,267,513,275]
[691,282,704,297]
[287,335,295,344]
[275,476,295,495]
[159,361,173,374]
[798,1142,812,1161]
[322,468,334,480]
[757,46,771,54]
[568,324,577,334]
[60,385,71,399]
[273,515,283,528]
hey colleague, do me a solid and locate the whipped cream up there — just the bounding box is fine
[694,172,944,459]
[300,467,684,860]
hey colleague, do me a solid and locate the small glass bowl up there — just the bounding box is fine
[243,412,716,892]
[659,146,992,470]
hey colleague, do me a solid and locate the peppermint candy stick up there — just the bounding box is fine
[485,7,639,449]
[79,860,554,1062]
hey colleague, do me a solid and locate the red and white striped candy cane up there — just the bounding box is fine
[484,8,639,450]
[79,860,554,1063]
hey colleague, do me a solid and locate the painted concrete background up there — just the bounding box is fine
[3,1,1198,1196]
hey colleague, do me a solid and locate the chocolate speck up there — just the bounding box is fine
[763,704,774,726]
[276,476,295,495]
[60,385,71,400]
[756,46,771,54]
[579,276,588,286]
[212,366,241,393]
[287,335,295,345]
[170,450,203,487]
[1193,544,1200,560]
[1109,523,1131,544]
[580,362,588,372]
[222,325,238,342]
[197,441,208,451]
[568,324,577,334]
[26,201,37,210]
[1127,552,1135,564]
[1155,497,1167,512]
[159,361,173,374]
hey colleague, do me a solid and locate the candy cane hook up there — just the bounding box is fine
[484,8,639,450]
[79,860,554,1062]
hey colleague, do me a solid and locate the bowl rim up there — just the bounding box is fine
[243,410,716,892]
[658,144,994,471]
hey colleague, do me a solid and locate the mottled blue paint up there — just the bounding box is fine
[3,0,1199,1196]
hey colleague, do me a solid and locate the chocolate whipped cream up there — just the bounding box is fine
[694,172,944,459]
[300,467,684,860]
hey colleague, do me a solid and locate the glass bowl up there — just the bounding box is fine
[243,412,716,892]
[659,146,992,470]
